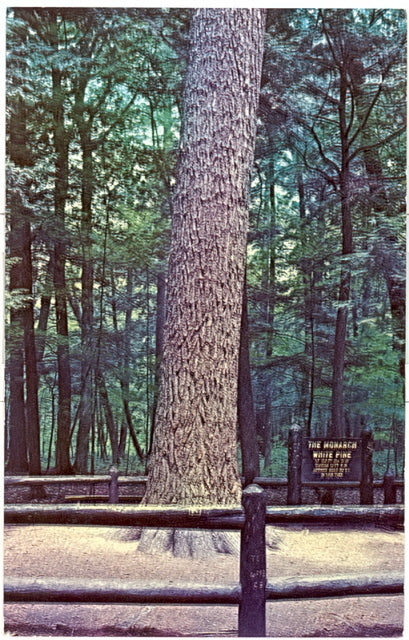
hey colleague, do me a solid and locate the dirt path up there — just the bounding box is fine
[4,524,404,637]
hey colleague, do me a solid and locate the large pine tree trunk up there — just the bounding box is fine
[141,9,265,556]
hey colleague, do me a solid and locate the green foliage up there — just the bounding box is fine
[247,8,405,475]
[263,440,288,478]
[5,8,405,480]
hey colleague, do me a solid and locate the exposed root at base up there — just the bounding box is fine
[137,526,281,558]
[137,528,240,558]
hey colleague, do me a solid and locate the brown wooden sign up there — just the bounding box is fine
[302,438,362,482]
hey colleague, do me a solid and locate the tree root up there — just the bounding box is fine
[137,528,240,558]
[137,526,281,558]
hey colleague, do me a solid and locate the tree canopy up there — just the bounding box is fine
[5,8,406,479]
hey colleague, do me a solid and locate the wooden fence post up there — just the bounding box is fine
[109,466,119,504]
[287,424,303,505]
[383,468,396,505]
[239,484,266,638]
[360,427,373,505]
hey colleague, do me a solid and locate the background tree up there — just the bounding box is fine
[6,10,41,474]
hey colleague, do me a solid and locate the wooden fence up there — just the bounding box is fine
[4,485,404,637]
[5,467,403,506]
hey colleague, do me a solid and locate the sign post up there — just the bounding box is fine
[287,424,303,505]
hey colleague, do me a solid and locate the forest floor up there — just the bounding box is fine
[3,522,404,638]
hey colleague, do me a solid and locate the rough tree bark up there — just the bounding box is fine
[139,8,266,557]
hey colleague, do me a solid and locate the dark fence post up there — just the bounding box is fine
[109,466,119,504]
[287,424,303,505]
[239,484,266,638]
[360,427,373,505]
[383,468,396,505]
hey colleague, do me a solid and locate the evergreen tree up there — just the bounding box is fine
[140,8,266,556]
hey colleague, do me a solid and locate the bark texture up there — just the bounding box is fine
[143,9,265,509]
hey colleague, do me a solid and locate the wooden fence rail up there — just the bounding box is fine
[5,473,403,499]
[4,503,245,529]
[266,504,403,528]
[5,571,403,604]
[4,489,404,637]
[5,474,404,488]
[4,577,242,605]
[4,475,147,486]
[265,572,404,600]
[4,503,404,529]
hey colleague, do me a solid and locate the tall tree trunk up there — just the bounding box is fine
[111,268,145,463]
[21,220,42,475]
[36,256,53,365]
[298,173,315,436]
[6,92,36,474]
[7,200,29,473]
[149,269,166,454]
[258,151,276,470]
[74,111,95,473]
[141,10,265,558]
[238,279,260,485]
[120,270,145,462]
[263,168,277,467]
[96,370,119,464]
[50,16,73,473]
[330,67,353,437]
[141,8,265,558]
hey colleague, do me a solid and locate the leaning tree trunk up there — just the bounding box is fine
[140,8,266,558]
